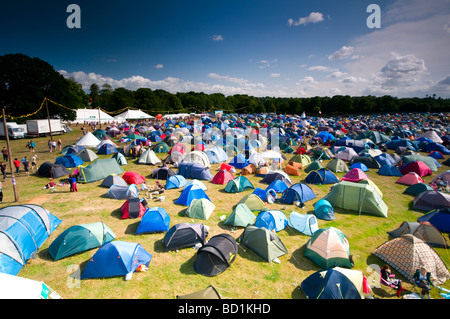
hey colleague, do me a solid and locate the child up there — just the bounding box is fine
[68,174,78,192]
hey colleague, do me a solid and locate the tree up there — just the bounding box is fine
[89,84,100,108]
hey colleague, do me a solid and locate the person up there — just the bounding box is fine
[31,155,37,171]
[57,139,62,151]
[413,266,434,299]
[52,140,56,152]
[0,162,6,180]
[23,157,30,177]
[0,180,3,203]
[13,158,20,174]
[48,140,53,152]
[29,140,35,152]
[1,147,8,161]
[380,264,405,297]
[68,174,78,192]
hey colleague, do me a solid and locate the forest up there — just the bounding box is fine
[1,53,449,122]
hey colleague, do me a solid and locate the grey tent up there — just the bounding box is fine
[176,285,221,299]
[76,148,98,162]
[105,184,140,200]
[100,174,128,188]
[239,225,288,262]
[388,221,448,248]
[413,190,450,211]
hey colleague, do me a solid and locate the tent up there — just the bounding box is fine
[239,226,288,262]
[194,233,238,277]
[97,143,119,155]
[165,175,187,190]
[224,203,256,228]
[163,223,208,251]
[100,174,128,188]
[341,168,369,183]
[186,198,215,220]
[418,208,450,233]
[36,162,70,179]
[404,183,434,196]
[137,148,162,165]
[289,154,312,167]
[413,190,450,211]
[335,147,358,162]
[372,234,450,285]
[0,204,61,275]
[75,131,101,148]
[136,207,171,234]
[153,142,170,153]
[228,153,249,169]
[114,109,154,120]
[287,212,319,236]
[77,158,124,183]
[396,172,424,186]
[349,156,380,169]
[314,199,335,220]
[176,285,222,299]
[62,144,85,156]
[151,166,176,180]
[48,222,115,260]
[280,183,316,205]
[349,162,369,172]
[122,171,146,185]
[211,169,235,185]
[183,151,211,167]
[254,210,288,232]
[241,163,257,175]
[80,241,152,279]
[266,179,289,193]
[120,198,146,219]
[224,175,254,193]
[0,273,61,299]
[401,154,437,172]
[112,152,128,165]
[284,163,301,176]
[304,227,353,269]
[304,168,339,185]
[76,148,98,162]
[378,164,402,177]
[388,221,448,248]
[205,146,228,164]
[92,129,107,140]
[175,184,210,206]
[184,179,207,190]
[237,194,267,211]
[304,160,323,173]
[106,184,139,200]
[400,161,432,177]
[55,154,84,168]
[261,171,292,186]
[301,267,370,299]
[322,181,388,218]
[74,108,115,123]
[326,158,349,173]
[177,161,213,180]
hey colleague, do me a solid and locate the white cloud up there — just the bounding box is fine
[154,64,164,69]
[270,73,280,78]
[379,52,427,87]
[211,34,224,41]
[288,12,324,27]
[328,46,357,61]
[298,76,317,84]
[308,65,338,72]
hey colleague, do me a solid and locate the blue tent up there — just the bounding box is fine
[316,131,335,143]
[97,143,119,155]
[418,208,450,233]
[424,142,450,155]
[374,153,397,166]
[228,153,249,169]
[80,241,152,279]
[349,162,369,172]
[55,154,84,168]
[175,184,210,206]
[205,146,228,164]
[288,212,319,236]
[377,164,402,176]
[280,183,316,205]
[265,180,289,193]
[304,168,339,185]
[254,210,288,232]
[136,207,170,234]
[0,204,62,275]
[314,199,335,220]
[385,138,418,151]
[301,267,365,299]
[165,175,187,190]
[177,162,213,180]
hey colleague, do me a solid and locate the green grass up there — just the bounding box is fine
[3,126,450,299]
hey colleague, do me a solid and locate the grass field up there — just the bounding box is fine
[3,125,450,299]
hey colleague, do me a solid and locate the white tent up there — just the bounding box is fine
[0,273,61,299]
[75,131,101,148]
[74,108,115,124]
[114,109,154,121]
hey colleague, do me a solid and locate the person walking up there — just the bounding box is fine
[0,162,6,180]
[68,174,78,192]
[13,158,20,174]
[23,157,30,177]
[2,147,8,161]
[0,181,3,203]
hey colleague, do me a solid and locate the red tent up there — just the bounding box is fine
[120,198,146,219]
[396,172,425,185]
[341,168,369,183]
[122,171,146,185]
[219,162,234,172]
[296,147,306,154]
[400,161,432,177]
[212,169,235,185]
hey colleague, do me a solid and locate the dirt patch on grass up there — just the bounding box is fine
[26,195,50,205]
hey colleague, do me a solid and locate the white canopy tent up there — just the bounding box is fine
[114,109,154,121]
[74,108,115,124]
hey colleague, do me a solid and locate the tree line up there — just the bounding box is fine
[1,53,449,123]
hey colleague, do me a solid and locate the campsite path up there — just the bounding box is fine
[26,195,50,205]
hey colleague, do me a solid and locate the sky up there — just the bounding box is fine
[1,0,450,98]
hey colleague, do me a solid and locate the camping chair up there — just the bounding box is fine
[379,270,397,295]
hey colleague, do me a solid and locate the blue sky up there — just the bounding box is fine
[1,0,450,98]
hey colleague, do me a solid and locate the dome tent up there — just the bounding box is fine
[120,198,146,219]
[387,221,448,248]
[254,210,288,232]
[100,174,128,188]
[239,225,288,262]
[165,175,187,190]
[224,175,254,193]
[280,183,316,205]
[136,207,171,234]
[194,233,238,277]
[224,203,256,228]
[36,162,70,179]
[211,169,235,185]
[77,158,124,183]
[412,190,450,211]
[186,198,215,220]
[105,184,139,200]
[314,199,335,220]
[304,168,339,185]
[163,223,208,251]
[288,212,319,236]
[175,184,210,206]
[80,241,152,280]
[48,222,115,261]
[55,154,84,168]
[418,208,450,233]
[122,171,146,185]
[138,148,162,165]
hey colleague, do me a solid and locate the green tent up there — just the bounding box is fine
[322,181,388,217]
[224,175,254,193]
[289,154,312,167]
[224,203,256,227]
[304,227,352,269]
[153,142,170,153]
[237,194,267,211]
[239,226,288,262]
[186,198,215,220]
[304,160,323,173]
[77,158,124,183]
[48,222,115,260]
[326,158,350,173]
[401,154,437,172]
[92,129,107,140]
